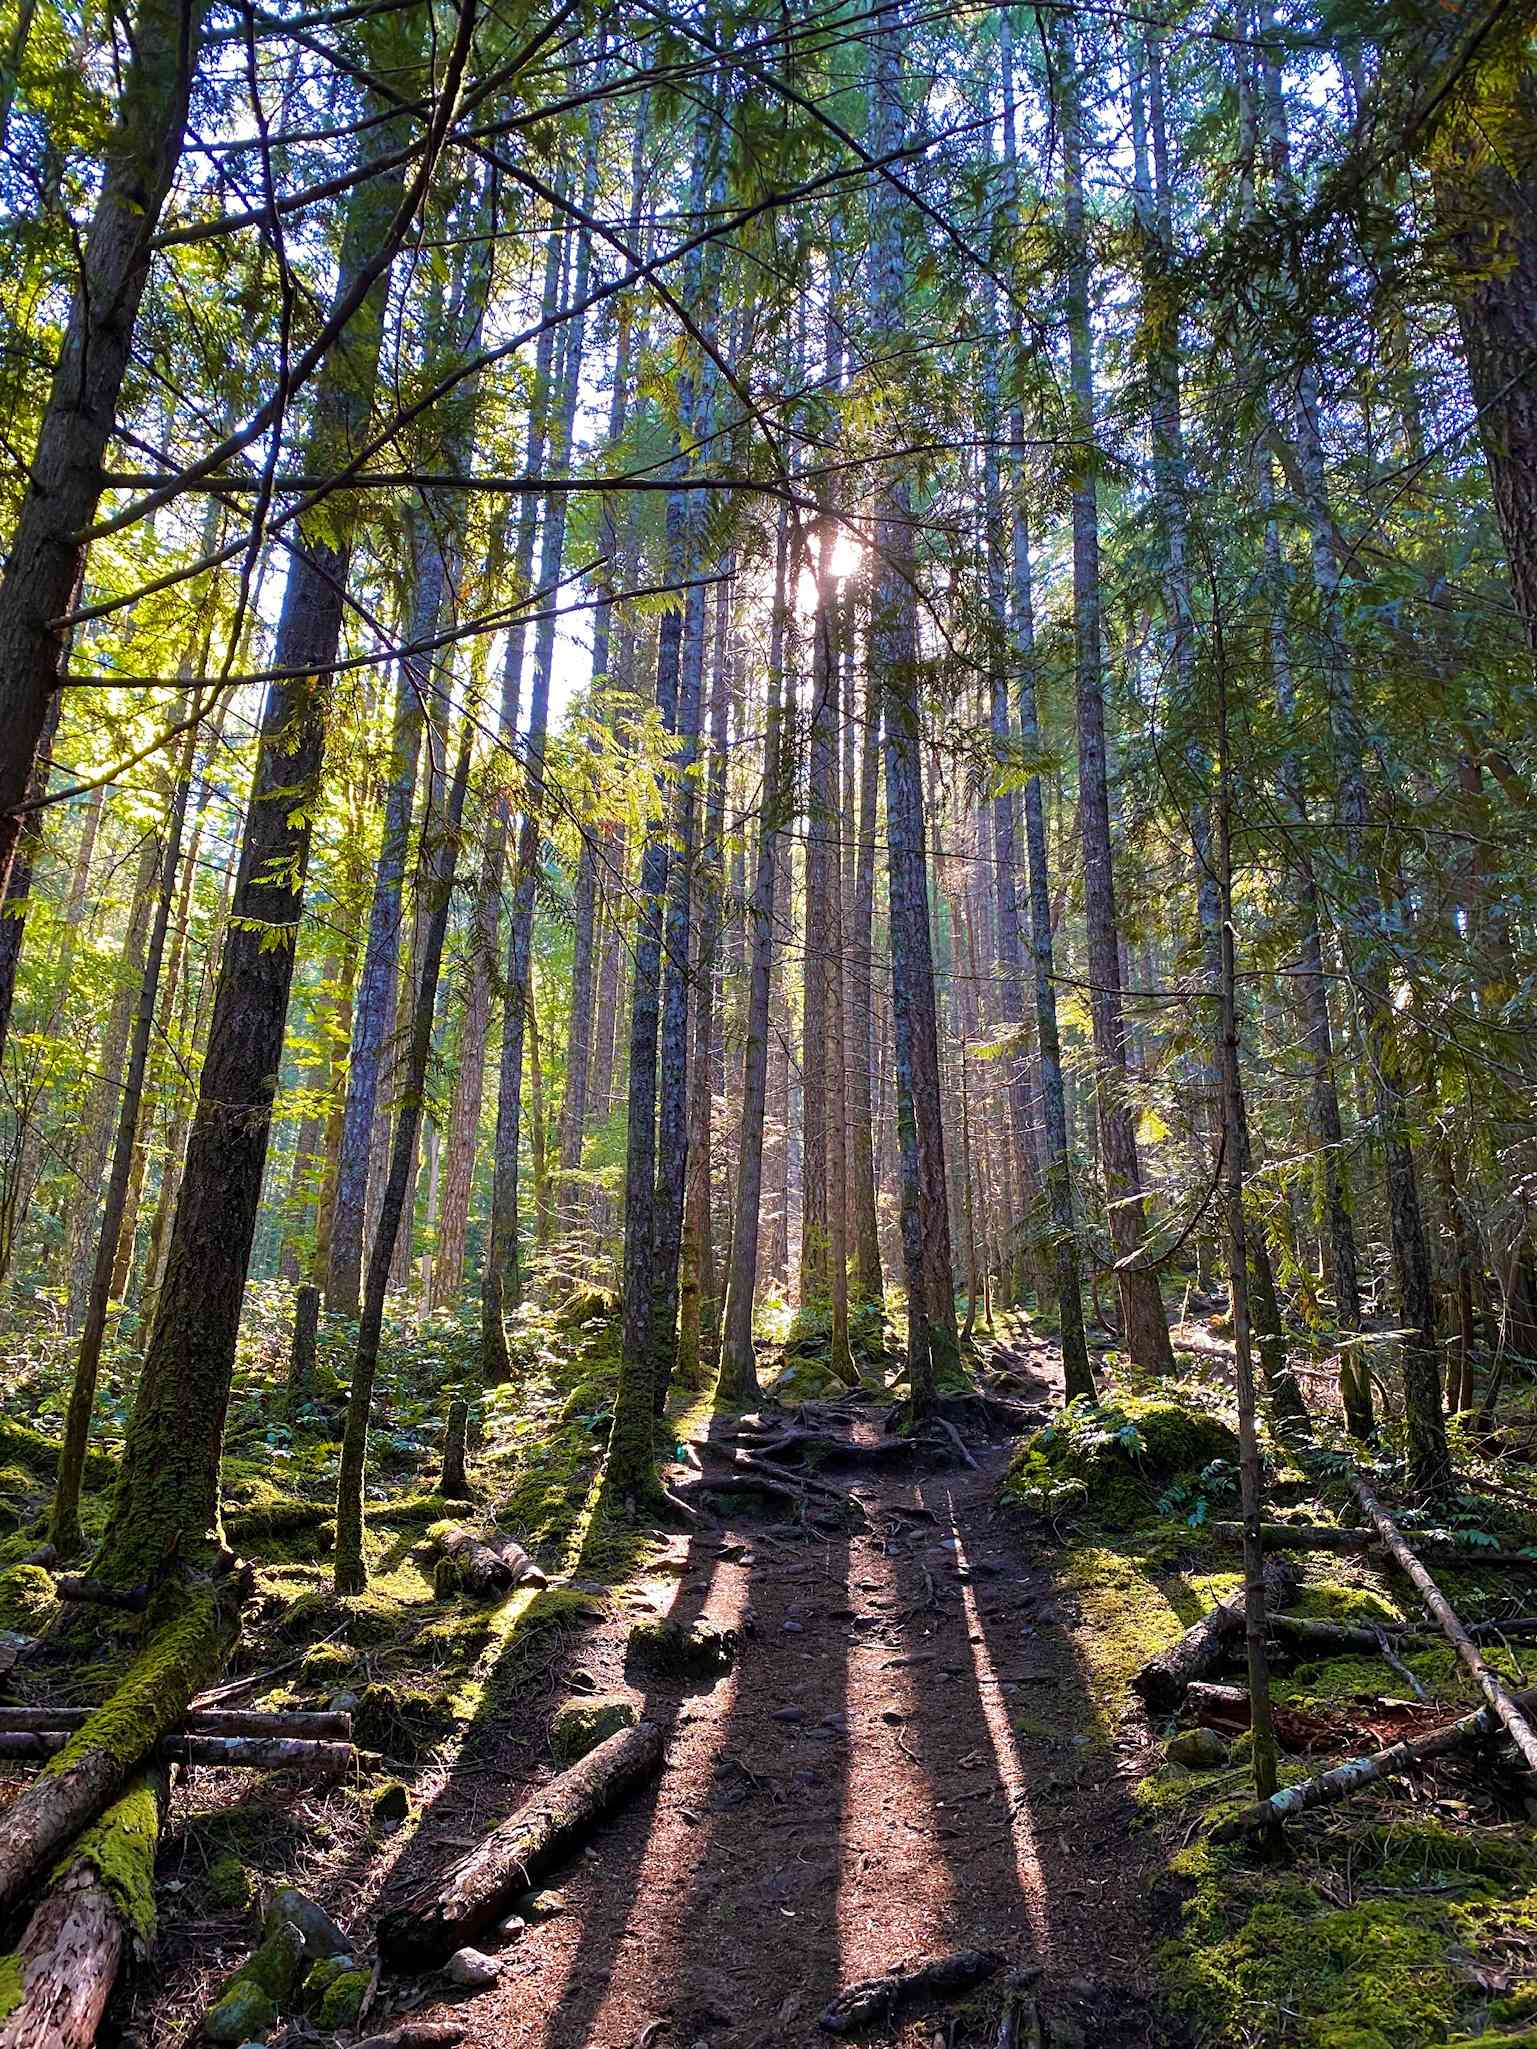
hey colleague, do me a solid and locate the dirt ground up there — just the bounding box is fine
[333,1344,1178,2049]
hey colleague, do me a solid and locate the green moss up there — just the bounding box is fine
[317,1966,370,2028]
[43,1582,234,1782]
[1166,1879,1463,2047]
[626,1616,735,1678]
[1293,1578,1403,1626]
[0,1562,55,1633]
[203,1852,254,1913]
[1001,1392,1238,1529]
[0,1952,21,2025]
[0,1417,114,1486]
[550,1692,639,1762]
[205,1915,304,2042]
[55,1775,163,1943]
[1059,1543,1240,1709]
[352,1679,456,1763]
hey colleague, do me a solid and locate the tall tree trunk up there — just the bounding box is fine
[63,831,161,1331]
[719,519,790,1402]
[50,729,196,1554]
[484,149,598,1362]
[1260,20,1449,1492]
[0,0,208,1060]
[868,5,959,1410]
[1057,16,1174,1375]
[999,8,1093,1398]
[336,706,476,1591]
[93,35,441,1583]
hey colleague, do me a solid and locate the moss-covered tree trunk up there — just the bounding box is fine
[94,35,428,1583]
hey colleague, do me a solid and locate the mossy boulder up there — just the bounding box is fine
[1001,1392,1238,1529]
[315,1965,369,2028]
[550,1692,640,1763]
[626,1616,735,1679]
[0,1562,55,1634]
[204,1914,304,2042]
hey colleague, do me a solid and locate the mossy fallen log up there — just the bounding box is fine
[0,1769,164,2049]
[377,1719,664,1967]
[1208,1521,1537,1570]
[1133,1557,1299,1711]
[0,1579,238,1919]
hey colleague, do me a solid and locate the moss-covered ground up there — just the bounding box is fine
[1008,1341,1537,2049]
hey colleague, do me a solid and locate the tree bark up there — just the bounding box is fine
[95,44,431,1581]
[0,0,209,1061]
[1056,17,1174,1377]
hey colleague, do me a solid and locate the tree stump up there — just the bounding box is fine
[287,1284,320,1411]
[440,1398,471,1500]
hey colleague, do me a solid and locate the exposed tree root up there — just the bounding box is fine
[818,1948,1005,2032]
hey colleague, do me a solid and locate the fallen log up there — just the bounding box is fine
[0,1730,351,1773]
[0,1769,165,2049]
[379,1720,663,1968]
[1209,1521,1537,1570]
[0,1580,238,1919]
[1133,1558,1299,1711]
[1269,1612,1537,1653]
[1212,1680,1537,1842]
[1346,1470,1537,1776]
[818,1950,1004,2033]
[0,1706,349,1741]
[431,1525,546,1600]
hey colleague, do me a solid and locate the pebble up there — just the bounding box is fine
[782,1619,804,1634]
[772,1704,806,1723]
[498,1916,527,1941]
[446,1946,502,1989]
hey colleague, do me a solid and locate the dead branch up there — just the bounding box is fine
[378,1720,664,1968]
[818,1949,1005,2033]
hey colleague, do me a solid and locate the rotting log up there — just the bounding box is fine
[1133,1558,1298,1711]
[1346,1469,1537,1775]
[377,1719,664,1967]
[1209,1521,1537,1571]
[0,1769,165,2049]
[431,1524,546,1600]
[0,1580,238,1918]
[0,1730,351,1772]
[0,1707,349,1740]
[818,1950,1005,2033]
[1269,1612,1537,1653]
[1213,1680,1537,1842]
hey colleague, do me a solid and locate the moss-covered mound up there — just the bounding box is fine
[550,1691,639,1762]
[1000,1392,1238,1528]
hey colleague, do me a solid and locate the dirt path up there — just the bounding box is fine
[381,1348,1177,2049]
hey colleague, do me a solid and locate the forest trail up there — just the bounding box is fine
[386,1343,1174,2049]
